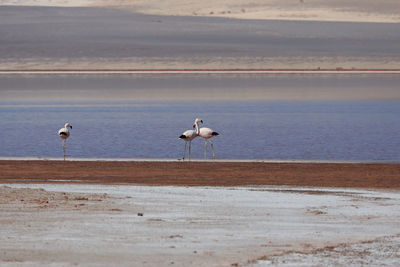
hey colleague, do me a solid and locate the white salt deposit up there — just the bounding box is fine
[1,184,399,266]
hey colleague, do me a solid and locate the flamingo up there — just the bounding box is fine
[179,118,202,160]
[194,119,219,159]
[58,123,72,160]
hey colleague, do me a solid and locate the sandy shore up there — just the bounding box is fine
[1,184,400,266]
[1,160,400,189]
[1,161,400,266]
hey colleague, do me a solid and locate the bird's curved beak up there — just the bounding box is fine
[70,126,72,129]
[200,120,203,123]
[192,124,196,128]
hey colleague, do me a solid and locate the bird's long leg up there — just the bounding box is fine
[189,141,191,161]
[209,140,215,159]
[62,140,66,161]
[204,140,208,160]
[183,141,187,160]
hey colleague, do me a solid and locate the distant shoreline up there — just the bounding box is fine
[1,68,400,74]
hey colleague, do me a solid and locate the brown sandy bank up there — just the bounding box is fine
[1,160,399,189]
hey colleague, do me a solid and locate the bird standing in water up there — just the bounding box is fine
[194,119,219,159]
[179,119,202,161]
[58,123,72,161]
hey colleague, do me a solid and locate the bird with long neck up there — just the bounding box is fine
[179,118,202,161]
[194,119,219,159]
[58,123,72,161]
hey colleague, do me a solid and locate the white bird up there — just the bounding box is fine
[179,118,201,160]
[58,123,72,160]
[196,119,219,159]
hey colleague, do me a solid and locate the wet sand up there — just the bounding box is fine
[1,160,400,189]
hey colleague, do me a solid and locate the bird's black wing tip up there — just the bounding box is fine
[212,132,219,136]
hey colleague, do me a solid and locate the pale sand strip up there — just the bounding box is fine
[1,69,400,75]
[1,0,400,23]
[2,56,400,71]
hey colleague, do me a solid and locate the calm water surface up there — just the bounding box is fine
[1,101,400,161]
[0,74,399,161]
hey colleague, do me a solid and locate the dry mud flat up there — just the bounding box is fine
[1,184,400,266]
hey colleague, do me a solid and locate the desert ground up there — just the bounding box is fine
[0,160,400,266]
[1,161,400,266]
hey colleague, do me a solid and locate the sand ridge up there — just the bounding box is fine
[2,0,400,23]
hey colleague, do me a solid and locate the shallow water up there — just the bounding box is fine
[1,101,399,161]
[1,74,400,161]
